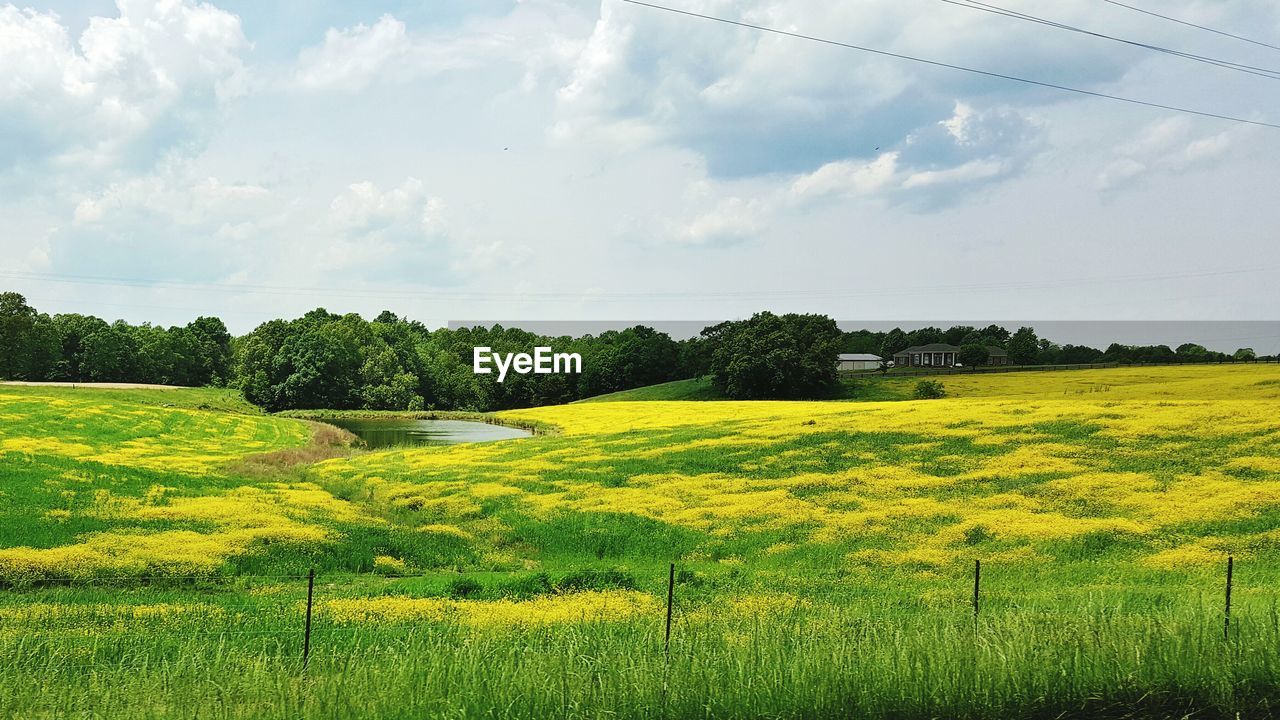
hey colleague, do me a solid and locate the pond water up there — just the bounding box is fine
[325,418,533,449]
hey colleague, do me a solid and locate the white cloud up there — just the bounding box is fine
[307,178,451,276]
[452,240,536,273]
[73,171,273,227]
[291,12,537,93]
[783,103,1039,207]
[1097,117,1242,193]
[328,178,445,236]
[0,0,248,182]
[789,154,900,199]
[552,0,1135,181]
[49,169,459,284]
[678,196,766,246]
[902,159,1006,189]
[293,15,413,92]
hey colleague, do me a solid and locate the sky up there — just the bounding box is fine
[2,0,1279,341]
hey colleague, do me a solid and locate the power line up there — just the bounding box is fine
[1099,0,1280,54]
[938,0,1280,81]
[618,0,1280,130]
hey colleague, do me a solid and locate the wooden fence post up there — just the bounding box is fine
[972,559,981,630]
[1224,556,1233,640]
[303,568,315,669]
[664,563,677,654]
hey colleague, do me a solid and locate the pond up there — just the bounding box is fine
[324,418,534,449]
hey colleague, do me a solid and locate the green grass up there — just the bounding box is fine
[577,377,726,402]
[4,576,1279,719]
[0,383,264,413]
[578,376,915,402]
[4,369,1280,719]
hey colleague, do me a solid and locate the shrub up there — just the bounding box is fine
[555,568,636,594]
[497,572,554,599]
[914,380,946,399]
[447,576,483,598]
[372,555,407,575]
[962,525,993,545]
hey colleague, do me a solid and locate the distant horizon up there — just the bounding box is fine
[11,285,1278,353]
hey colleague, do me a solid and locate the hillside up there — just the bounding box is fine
[4,365,1280,718]
[579,374,914,402]
[581,364,1278,404]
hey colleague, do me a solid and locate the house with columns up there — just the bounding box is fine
[892,344,1009,368]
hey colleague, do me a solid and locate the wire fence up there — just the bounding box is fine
[840,357,1280,379]
[1,558,1259,673]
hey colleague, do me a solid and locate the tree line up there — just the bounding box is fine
[0,292,1271,409]
[845,324,1265,367]
[0,293,696,411]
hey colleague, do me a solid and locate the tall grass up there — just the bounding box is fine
[4,586,1278,719]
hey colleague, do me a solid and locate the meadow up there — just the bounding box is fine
[2,365,1280,718]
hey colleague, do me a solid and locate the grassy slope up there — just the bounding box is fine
[578,375,913,402]
[4,367,1280,718]
[581,364,1268,403]
[576,377,724,402]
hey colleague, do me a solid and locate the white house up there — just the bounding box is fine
[837,353,883,371]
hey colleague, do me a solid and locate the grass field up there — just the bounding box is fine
[577,374,914,402]
[3,366,1280,718]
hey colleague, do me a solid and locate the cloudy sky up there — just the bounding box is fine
[3,0,1279,334]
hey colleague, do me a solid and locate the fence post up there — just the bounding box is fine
[972,559,981,629]
[1224,556,1233,640]
[665,563,676,654]
[303,568,315,669]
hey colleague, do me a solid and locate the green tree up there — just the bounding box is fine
[958,344,990,367]
[878,328,909,359]
[80,324,141,382]
[707,312,842,400]
[359,346,422,410]
[944,326,977,346]
[187,316,233,385]
[979,324,1012,345]
[273,320,364,409]
[614,326,681,389]
[0,292,58,379]
[905,326,944,347]
[843,329,885,354]
[1176,343,1209,360]
[1234,347,1257,361]
[1007,326,1040,365]
[51,313,110,381]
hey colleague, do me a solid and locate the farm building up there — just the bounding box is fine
[892,344,1009,368]
[837,353,883,371]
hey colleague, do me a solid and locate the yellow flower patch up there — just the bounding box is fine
[319,590,658,626]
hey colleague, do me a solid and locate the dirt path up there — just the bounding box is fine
[0,381,186,390]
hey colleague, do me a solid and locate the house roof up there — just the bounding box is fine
[838,353,882,361]
[892,343,1009,356]
[895,343,959,354]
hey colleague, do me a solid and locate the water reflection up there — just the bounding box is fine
[325,418,533,449]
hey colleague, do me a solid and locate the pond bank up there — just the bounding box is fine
[274,409,559,437]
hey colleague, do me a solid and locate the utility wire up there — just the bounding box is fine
[939,0,1280,80]
[1099,0,1280,54]
[618,0,1280,130]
